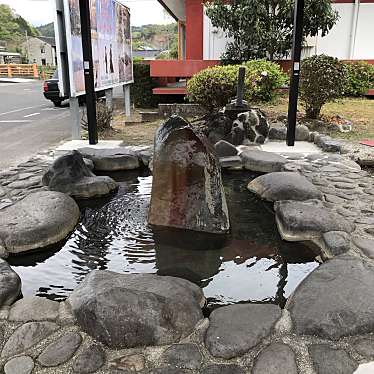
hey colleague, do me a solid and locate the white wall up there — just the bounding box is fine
[352,3,374,59]
[203,3,374,61]
[203,11,231,60]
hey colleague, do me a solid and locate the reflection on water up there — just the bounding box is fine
[8,170,318,308]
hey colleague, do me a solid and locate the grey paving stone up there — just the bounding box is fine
[353,337,374,358]
[162,343,202,370]
[309,344,358,374]
[4,355,34,374]
[322,231,351,256]
[1,322,59,358]
[150,368,191,374]
[205,304,281,359]
[38,332,82,367]
[252,342,298,374]
[201,364,246,374]
[109,353,145,373]
[324,194,345,204]
[287,256,374,339]
[72,343,105,373]
[9,297,59,322]
[352,237,374,259]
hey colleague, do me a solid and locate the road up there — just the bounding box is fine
[0,80,71,170]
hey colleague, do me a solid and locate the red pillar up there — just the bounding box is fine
[185,0,203,60]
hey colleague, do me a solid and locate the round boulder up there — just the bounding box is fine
[0,191,79,254]
[67,270,204,349]
[248,172,323,202]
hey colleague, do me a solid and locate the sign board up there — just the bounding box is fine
[56,0,133,97]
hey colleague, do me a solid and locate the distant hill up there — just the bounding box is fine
[0,4,39,52]
[36,22,55,38]
[131,23,178,51]
[35,22,177,51]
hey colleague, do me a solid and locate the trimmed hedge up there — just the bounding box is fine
[344,61,374,97]
[186,60,287,110]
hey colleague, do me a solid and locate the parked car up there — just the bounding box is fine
[43,70,105,107]
[43,70,67,107]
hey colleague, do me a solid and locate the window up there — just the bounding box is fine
[41,45,46,54]
[41,58,46,66]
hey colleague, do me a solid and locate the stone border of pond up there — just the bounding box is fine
[0,133,373,373]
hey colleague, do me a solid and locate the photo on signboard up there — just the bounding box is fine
[62,0,133,97]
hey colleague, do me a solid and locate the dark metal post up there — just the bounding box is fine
[79,0,98,144]
[287,0,305,146]
[236,66,246,106]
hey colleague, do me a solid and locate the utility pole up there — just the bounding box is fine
[25,30,30,63]
[286,0,305,146]
[79,0,98,144]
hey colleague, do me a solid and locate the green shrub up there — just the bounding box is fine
[300,54,347,119]
[344,61,374,97]
[186,65,238,110]
[244,60,287,101]
[186,60,287,110]
[132,62,159,108]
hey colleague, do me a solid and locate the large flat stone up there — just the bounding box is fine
[252,343,298,374]
[309,345,358,374]
[9,297,59,322]
[0,191,79,254]
[205,304,281,359]
[275,200,355,242]
[38,332,82,367]
[287,256,374,339]
[0,259,21,306]
[239,150,287,173]
[67,270,204,349]
[248,172,322,202]
[1,322,59,358]
[4,355,34,374]
[79,147,141,171]
[162,343,202,370]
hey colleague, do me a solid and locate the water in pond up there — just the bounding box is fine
[8,170,318,309]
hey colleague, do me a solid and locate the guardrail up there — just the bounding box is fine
[0,64,39,78]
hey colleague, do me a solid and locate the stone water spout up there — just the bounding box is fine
[148,116,230,234]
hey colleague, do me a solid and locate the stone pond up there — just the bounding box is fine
[0,115,374,373]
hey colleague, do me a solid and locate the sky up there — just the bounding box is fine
[0,0,173,27]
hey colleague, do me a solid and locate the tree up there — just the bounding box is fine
[300,54,347,119]
[0,4,39,51]
[205,0,339,61]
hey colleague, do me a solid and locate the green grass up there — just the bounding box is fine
[261,95,374,142]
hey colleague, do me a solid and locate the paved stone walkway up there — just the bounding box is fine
[0,136,374,373]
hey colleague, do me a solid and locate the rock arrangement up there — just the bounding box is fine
[195,108,270,146]
[42,150,118,199]
[148,116,230,234]
[0,115,374,372]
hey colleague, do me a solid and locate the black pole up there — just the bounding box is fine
[287,0,304,146]
[79,0,98,145]
[236,66,245,106]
